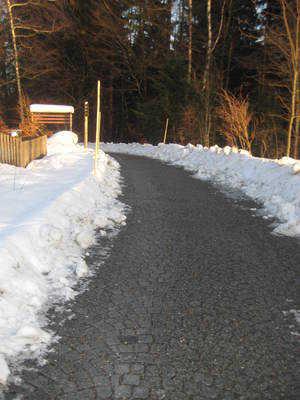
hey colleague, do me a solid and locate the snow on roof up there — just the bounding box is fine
[30,104,74,114]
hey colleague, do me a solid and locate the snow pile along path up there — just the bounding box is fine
[0,132,125,385]
[102,143,300,237]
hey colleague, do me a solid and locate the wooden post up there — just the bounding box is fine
[94,80,101,175]
[70,113,73,131]
[163,117,169,144]
[84,101,89,149]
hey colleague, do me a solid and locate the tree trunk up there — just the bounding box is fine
[223,0,233,90]
[293,9,299,159]
[178,0,184,49]
[275,131,279,159]
[164,0,173,53]
[203,0,212,147]
[225,39,233,90]
[107,74,114,142]
[6,0,24,122]
[286,50,298,157]
[282,0,298,157]
[294,92,300,159]
[188,0,193,83]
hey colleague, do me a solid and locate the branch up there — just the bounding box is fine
[281,0,296,59]
[14,21,56,34]
[211,0,226,53]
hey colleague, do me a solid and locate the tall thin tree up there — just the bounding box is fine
[6,0,24,121]
[202,0,226,146]
[188,0,193,83]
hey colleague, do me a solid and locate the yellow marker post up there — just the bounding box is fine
[84,101,89,150]
[163,117,169,144]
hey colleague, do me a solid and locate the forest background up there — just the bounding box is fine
[0,0,299,158]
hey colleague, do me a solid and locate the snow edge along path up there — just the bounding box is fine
[0,132,126,386]
[102,142,300,238]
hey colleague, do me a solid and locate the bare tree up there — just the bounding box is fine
[265,0,299,157]
[3,0,67,122]
[281,0,299,158]
[217,90,256,153]
[203,0,226,147]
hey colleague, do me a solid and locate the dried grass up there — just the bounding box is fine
[217,90,256,153]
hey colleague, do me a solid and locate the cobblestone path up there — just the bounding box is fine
[5,154,299,399]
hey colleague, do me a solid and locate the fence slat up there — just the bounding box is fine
[4,135,8,163]
[0,133,47,167]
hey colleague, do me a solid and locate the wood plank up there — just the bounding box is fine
[4,135,8,163]
[0,133,47,167]
[32,118,69,122]
[33,120,68,124]
[32,115,70,118]
[31,111,72,127]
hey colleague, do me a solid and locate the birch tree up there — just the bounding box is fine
[5,0,23,120]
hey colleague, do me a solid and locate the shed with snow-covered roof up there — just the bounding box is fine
[30,104,74,130]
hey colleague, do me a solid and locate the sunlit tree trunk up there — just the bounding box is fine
[223,0,233,90]
[203,0,212,147]
[281,0,299,157]
[6,0,24,122]
[293,6,299,159]
[294,91,299,159]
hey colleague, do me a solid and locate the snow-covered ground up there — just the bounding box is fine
[0,132,125,385]
[103,143,300,237]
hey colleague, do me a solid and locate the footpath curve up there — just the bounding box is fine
[6,154,299,400]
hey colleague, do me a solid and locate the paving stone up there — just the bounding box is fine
[115,364,130,375]
[138,335,154,344]
[132,386,149,398]
[131,363,145,374]
[118,344,135,353]
[119,335,138,345]
[122,373,140,386]
[135,343,149,353]
[96,384,113,399]
[151,388,166,399]
[115,384,131,399]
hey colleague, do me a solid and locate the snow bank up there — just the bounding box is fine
[102,143,300,237]
[0,133,125,385]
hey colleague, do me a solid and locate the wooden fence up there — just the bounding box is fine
[0,134,47,168]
